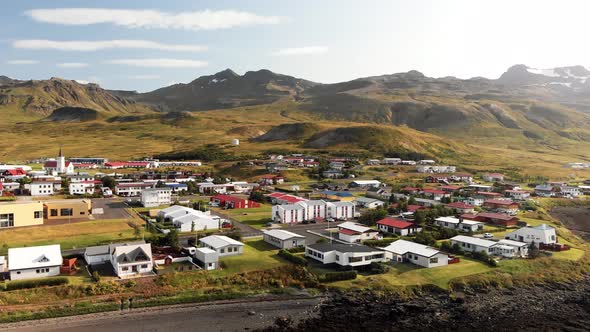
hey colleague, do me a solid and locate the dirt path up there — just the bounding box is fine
[1,296,323,332]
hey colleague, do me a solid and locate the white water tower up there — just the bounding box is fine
[231,139,240,146]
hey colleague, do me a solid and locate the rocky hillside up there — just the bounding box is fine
[0,77,152,116]
[126,69,316,111]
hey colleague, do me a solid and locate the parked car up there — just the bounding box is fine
[483,233,494,239]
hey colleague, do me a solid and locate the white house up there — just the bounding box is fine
[434,216,484,233]
[504,224,557,246]
[69,181,98,195]
[194,247,218,270]
[482,173,504,182]
[504,190,531,201]
[30,182,54,196]
[337,221,380,243]
[85,241,153,278]
[305,243,386,267]
[141,188,172,207]
[348,180,382,189]
[495,239,529,258]
[199,235,244,257]
[115,182,154,196]
[416,165,456,173]
[158,205,220,232]
[272,200,355,224]
[381,240,449,268]
[382,158,401,165]
[376,218,422,236]
[262,229,306,249]
[354,197,385,209]
[8,244,62,280]
[450,235,497,255]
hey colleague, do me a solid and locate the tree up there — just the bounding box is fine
[358,208,388,226]
[388,194,398,204]
[414,210,426,225]
[164,229,180,251]
[249,190,265,203]
[155,180,167,188]
[414,231,436,246]
[408,196,417,205]
[528,241,540,259]
[101,176,117,190]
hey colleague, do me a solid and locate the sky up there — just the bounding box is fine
[2,0,590,91]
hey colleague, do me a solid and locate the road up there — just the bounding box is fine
[1,296,323,332]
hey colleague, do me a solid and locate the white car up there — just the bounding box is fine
[483,233,494,239]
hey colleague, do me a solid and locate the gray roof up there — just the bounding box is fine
[307,243,381,253]
[262,229,305,240]
[199,235,244,249]
[381,240,442,258]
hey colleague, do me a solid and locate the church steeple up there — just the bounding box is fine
[58,145,62,157]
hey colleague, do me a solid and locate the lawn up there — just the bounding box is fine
[213,239,286,276]
[0,219,140,254]
[222,204,273,229]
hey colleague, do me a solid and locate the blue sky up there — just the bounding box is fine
[2,0,590,91]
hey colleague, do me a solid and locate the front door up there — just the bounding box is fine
[132,265,138,273]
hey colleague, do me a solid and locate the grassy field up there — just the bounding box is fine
[213,239,286,275]
[221,205,272,229]
[0,219,140,254]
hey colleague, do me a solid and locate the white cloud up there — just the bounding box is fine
[271,46,328,56]
[13,39,207,52]
[57,62,88,68]
[26,8,284,31]
[75,76,100,84]
[105,58,208,68]
[6,60,39,65]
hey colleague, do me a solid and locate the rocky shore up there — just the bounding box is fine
[262,278,590,331]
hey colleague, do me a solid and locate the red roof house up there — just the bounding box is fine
[210,194,261,209]
[446,201,476,213]
[376,217,422,236]
[472,212,519,226]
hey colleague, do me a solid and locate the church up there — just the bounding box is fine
[43,147,74,175]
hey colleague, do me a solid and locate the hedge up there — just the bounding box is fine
[3,277,69,291]
[320,270,357,282]
[286,246,305,253]
[364,238,398,248]
[278,249,308,266]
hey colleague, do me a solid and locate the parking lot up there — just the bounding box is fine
[91,198,134,220]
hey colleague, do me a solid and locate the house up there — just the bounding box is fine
[305,243,386,267]
[434,216,484,232]
[416,165,456,173]
[115,182,154,196]
[421,189,450,201]
[69,157,108,166]
[534,184,554,197]
[30,182,54,196]
[450,235,497,255]
[449,173,473,183]
[8,244,62,280]
[2,168,27,181]
[0,201,44,228]
[141,188,172,207]
[559,186,581,198]
[354,196,385,209]
[483,199,519,215]
[469,184,493,192]
[464,197,484,206]
[446,201,475,214]
[505,224,557,246]
[337,221,380,243]
[85,242,154,278]
[381,240,448,268]
[43,148,74,174]
[43,199,92,221]
[210,194,261,209]
[262,229,306,249]
[425,175,450,184]
[470,212,519,226]
[366,159,381,165]
[158,205,220,232]
[193,247,218,270]
[401,186,420,195]
[348,180,382,189]
[504,190,531,201]
[104,161,152,169]
[271,200,355,223]
[495,239,529,258]
[258,174,284,186]
[69,181,100,195]
[439,185,463,194]
[322,169,344,179]
[382,158,401,165]
[413,198,440,207]
[318,190,356,202]
[475,191,502,200]
[482,173,505,182]
[166,183,188,193]
[419,159,436,165]
[401,160,417,165]
[199,235,244,257]
[376,217,422,236]
[110,242,154,278]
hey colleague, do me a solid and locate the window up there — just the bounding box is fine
[34,211,42,219]
[348,256,363,263]
[50,209,58,217]
[0,213,14,228]
[122,267,129,271]
[430,257,439,264]
[60,208,73,216]
[336,255,340,261]
[220,249,225,253]
[141,264,148,268]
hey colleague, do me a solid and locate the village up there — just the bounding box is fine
[0,146,584,295]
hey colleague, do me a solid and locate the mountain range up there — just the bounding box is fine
[2,65,590,170]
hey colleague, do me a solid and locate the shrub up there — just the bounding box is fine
[286,246,305,253]
[320,270,357,282]
[4,277,69,291]
[278,249,308,266]
[91,271,101,282]
[369,262,390,274]
[364,238,398,248]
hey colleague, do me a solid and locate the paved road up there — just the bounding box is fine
[1,297,323,332]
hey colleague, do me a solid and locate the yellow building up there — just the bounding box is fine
[43,199,92,221]
[0,201,44,228]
